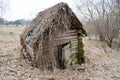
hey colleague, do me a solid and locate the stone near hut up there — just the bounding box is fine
[20,2,87,70]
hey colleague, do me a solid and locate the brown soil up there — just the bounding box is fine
[0,26,120,80]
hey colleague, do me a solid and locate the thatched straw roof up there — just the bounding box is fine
[20,2,87,70]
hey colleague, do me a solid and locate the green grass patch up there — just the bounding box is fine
[113,38,120,43]
[0,32,17,38]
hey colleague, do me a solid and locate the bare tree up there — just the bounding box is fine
[76,0,120,47]
[115,0,120,33]
[0,0,9,25]
[0,0,9,17]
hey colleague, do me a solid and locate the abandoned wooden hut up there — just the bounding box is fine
[20,2,87,70]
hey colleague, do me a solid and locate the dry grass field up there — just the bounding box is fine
[0,26,120,80]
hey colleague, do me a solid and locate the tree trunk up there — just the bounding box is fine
[107,39,113,48]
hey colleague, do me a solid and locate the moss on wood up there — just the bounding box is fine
[76,37,85,64]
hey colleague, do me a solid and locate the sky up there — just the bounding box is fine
[3,0,78,21]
